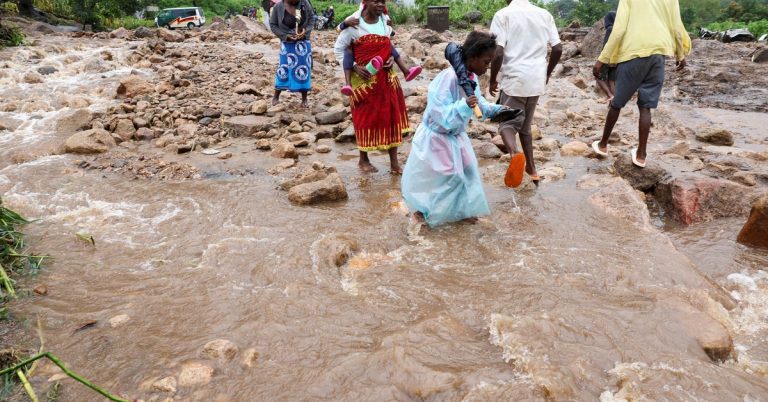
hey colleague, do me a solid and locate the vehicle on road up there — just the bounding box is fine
[155,7,206,30]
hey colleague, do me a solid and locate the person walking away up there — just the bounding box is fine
[269,0,316,108]
[402,31,508,227]
[333,0,410,174]
[595,11,617,100]
[261,0,271,25]
[591,0,690,168]
[490,0,562,187]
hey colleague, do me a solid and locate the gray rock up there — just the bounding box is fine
[464,11,483,23]
[288,173,348,205]
[315,109,348,125]
[753,46,768,63]
[473,139,502,159]
[56,109,95,136]
[223,115,277,137]
[614,153,669,191]
[696,128,735,146]
[199,117,213,126]
[411,29,444,45]
[133,26,155,39]
[65,129,116,154]
[37,66,58,75]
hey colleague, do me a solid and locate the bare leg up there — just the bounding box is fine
[358,151,378,173]
[395,57,409,76]
[388,147,402,174]
[596,79,612,99]
[637,107,651,163]
[301,91,309,108]
[272,89,281,106]
[597,105,621,153]
[499,127,519,154]
[344,69,352,87]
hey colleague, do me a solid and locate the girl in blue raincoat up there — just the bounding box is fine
[401,31,507,227]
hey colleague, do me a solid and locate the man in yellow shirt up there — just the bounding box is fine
[591,0,691,168]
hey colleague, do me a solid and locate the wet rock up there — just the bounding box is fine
[335,125,355,143]
[33,284,48,295]
[178,362,214,387]
[316,144,331,153]
[279,163,335,190]
[199,117,213,126]
[158,28,184,42]
[560,141,590,156]
[655,174,758,224]
[234,83,260,95]
[202,339,239,362]
[269,158,297,173]
[0,116,22,132]
[538,165,566,183]
[223,115,276,137]
[752,46,768,63]
[136,127,155,140]
[411,29,444,45]
[117,75,154,98]
[65,129,117,154]
[422,56,449,70]
[110,27,130,39]
[114,119,137,141]
[241,348,259,368]
[405,39,427,58]
[664,141,691,156]
[37,66,58,75]
[589,179,652,231]
[614,153,668,191]
[250,100,268,115]
[538,137,560,152]
[132,117,148,128]
[473,139,503,159]
[56,109,95,136]
[271,141,298,159]
[133,26,155,39]
[696,128,734,146]
[152,376,177,393]
[731,171,757,187]
[315,108,347,125]
[288,132,315,147]
[255,139,271,150]
[288,173,348,205]
[217,152,233,160]
[23,72,43,84]
[108,314,131,328]
[737,194,768,249]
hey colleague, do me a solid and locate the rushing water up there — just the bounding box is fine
[1,36,768,401]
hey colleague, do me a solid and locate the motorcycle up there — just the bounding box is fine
[314,14,335,30]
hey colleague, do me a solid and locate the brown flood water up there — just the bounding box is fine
[2,37,768,401]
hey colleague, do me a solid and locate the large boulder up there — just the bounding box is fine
[231,15,268,33]
[579,19,606,59]
[410,29,444,45]
[133,26,155,39]
[64,129,117,154]
[654,174,759,224]
[472,139,502,159]
[737,194,768,249]
[721,28,754,43]
[271,141,298,159]
[614,153,669,191]
[589,178,652,232]
[288,173,348,205]
[110,27,130,39]
[315,108,348,125]
[158,28,184,42]
[56,109,95,136]
[753,47,768,63]
[116,75,154,98]
[560,141,590,156]
[696,128,734,146]
[223,115,276,137]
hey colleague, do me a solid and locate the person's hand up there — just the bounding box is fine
[593,60,604,79]
[466,95,479,109]
[353,64,372,80]
[383,56,394,70]
[676,58,686,71]
[295,31,305,40]
[346,17,359,27]
[489,80,499,97]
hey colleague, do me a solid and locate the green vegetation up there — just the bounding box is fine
[0,197,44,303]
[706,19,768,38]
[0,1,24,48]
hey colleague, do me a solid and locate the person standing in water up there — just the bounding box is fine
[489,0,562,187]
[591,0,690,168]
[333,0,410,174]
[401,31,507,227]
[269,0,316,108]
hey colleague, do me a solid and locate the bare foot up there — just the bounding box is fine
[301,100,309,108]
[390,165,403,175]
[272,96,279,106]
[411,211,425,224]
[359,161,378,173]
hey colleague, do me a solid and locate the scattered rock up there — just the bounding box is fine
[65,129,117,154]
[202,339,239,362]
[110,27,130,39]
[664,141,691,156]
[178,362,214,387]
[133,26,155,39]
[108,314,131,328]
[538,137,560,152]
[737,194,768,249]
[135,127,155,140]
[696,128,734,146]
[473,139,502,159]
[255,139,271,150]
[56,108,95,136]
[288,173,348,205]
[217,152,233,160]
[288,132,315,147]
[33,284,48,295]
[271,141,298,159]
[315,108,347,125]
[152,376,177,393]
[335,125,355,143]
[158,28,184,42]
[538,165,566,183]
[406,96,427,114]
[316,144,331,153]
[37,66,58,75]
[250,100,268,115]
[422,56,449,70]
[117,75,154,98]
[234,83,260,95]
[560,141,590,156]
[223,115,276,137]
[752,46,768,63]
[589,178,652,231]
[114,119,137,141]
[241,348,259,368]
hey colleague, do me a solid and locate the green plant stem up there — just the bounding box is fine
[0,262,15,297]
[0,352,128,402]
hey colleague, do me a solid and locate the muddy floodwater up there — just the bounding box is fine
[2,29,768,401]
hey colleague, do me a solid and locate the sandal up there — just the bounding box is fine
[405,65,422,82]
[504,153,526,188]
[340,85,353,96]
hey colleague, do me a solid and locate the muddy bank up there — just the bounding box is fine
[1,19,767,401]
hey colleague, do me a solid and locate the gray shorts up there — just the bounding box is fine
[611,54,666,109]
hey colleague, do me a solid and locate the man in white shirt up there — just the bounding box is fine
[490,0,562,185]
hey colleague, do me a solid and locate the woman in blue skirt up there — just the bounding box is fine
[402,31,506,227]
[269,0,315,108]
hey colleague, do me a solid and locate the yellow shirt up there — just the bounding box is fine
[599,0,691,65]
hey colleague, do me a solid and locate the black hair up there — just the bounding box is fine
[462,31,497,60]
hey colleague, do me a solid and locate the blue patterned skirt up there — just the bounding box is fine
[275,40,312,92]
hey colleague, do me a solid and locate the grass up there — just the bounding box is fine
[706,19,768,38]
[0,197,44,298]
[102,16,157,30]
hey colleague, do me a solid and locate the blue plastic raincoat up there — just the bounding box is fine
[401,69,503,227]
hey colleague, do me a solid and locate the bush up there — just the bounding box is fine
[103,16,156,29]
[706,19,768,38]
[0,24,24,47]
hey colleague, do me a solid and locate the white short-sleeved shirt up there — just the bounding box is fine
[490,0,561,97]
